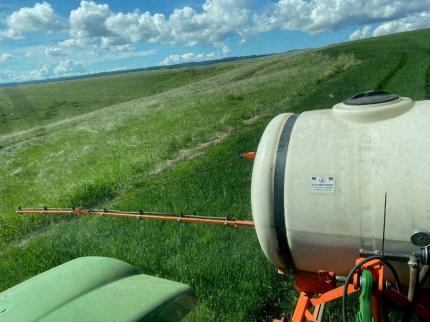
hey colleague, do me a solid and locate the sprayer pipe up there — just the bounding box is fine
[17,208,255,228]
[407,256,418,303]
[406,270,418,313]
[18,209,78,215]
[419,265,429,285]
[360,249,410,263]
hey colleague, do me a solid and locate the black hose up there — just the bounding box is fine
[342,255,401,322]
[382,260,401,291]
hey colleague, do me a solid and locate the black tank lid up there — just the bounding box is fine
[343,90,399,105]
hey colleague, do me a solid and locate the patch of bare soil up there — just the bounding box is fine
[150,130,232,176]
[149,111,271,176]
[243,110,272,125]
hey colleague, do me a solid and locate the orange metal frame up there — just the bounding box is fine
[275,258,430,322]
[241,152,256,159]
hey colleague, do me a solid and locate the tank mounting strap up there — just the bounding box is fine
[273,114,298,270]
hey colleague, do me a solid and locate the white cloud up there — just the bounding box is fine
[0,2,65,39]
[54,59,85,77]
[164,0,250,45]
[29,64,51,79]
[349,25,372,40]
[373,11,430,37]
[61,0,430,50]
[58,38,89,48]
[0,53,13,62]
[44,47,66,57]
[0,66,50,83]
[349,10,430,40]
[69,1,111,40]
[1,0,429,46]
[0,60,87,83]
[159,45,230,66]
[103,11,165,46]
[66,0,251,48]
[222,45,230,56]
[264,0,429,34]
[0,69,19,83]
[86,48,157,65]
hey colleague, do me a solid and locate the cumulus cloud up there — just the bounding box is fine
[349,25,373,41]
[159,45,230,66]
[0,59,87,83]
[0,66,50,83]
[1,0,429,46]
[373,11,430,36]
[262,0,429,34]
[61,0,430,50]
[0,2,65,38]
[0,69,19,83]
[2,0,428,48]
[165,0,250,45]
[0,53,13,63]
[349,10,430,40]
[66,0,251,48]
[54,59,85,77]
[29,64,51,79]
[58,38,89,48]
[69,1,111,40]
[44,47,66,57]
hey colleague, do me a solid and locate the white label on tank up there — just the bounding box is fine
[311,176,335,193]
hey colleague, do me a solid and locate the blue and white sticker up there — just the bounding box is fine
[311,176,335,193]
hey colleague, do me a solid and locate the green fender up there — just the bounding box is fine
[0,257,196,322]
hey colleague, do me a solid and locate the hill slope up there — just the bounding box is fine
[1,28,430,321]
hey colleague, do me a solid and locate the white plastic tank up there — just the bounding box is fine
[251,91,430,283]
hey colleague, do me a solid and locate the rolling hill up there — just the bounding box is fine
[1,28,430,321]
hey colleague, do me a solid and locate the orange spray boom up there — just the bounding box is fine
[16,207,255,228]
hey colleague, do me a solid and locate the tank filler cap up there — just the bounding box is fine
[332,90,413,123]
[343,90,399,105]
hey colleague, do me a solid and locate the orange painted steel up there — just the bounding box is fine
[289,284,357,322]
[274,257,430,322]
[293,270,336,294]
[309,284,357,307]
[241,152,256,159]
[276,259,392,322]
[16,208,255,228]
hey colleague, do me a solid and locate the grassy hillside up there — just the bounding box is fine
[1,28,430,321]
[0,63,240,135]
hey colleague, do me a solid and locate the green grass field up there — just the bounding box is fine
[1,28,430,321]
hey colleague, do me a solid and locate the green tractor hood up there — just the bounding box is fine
[0,257,196,322]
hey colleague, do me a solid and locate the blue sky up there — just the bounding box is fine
[0,0,429,83]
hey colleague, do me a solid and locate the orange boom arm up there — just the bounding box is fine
[16,207,255,228]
